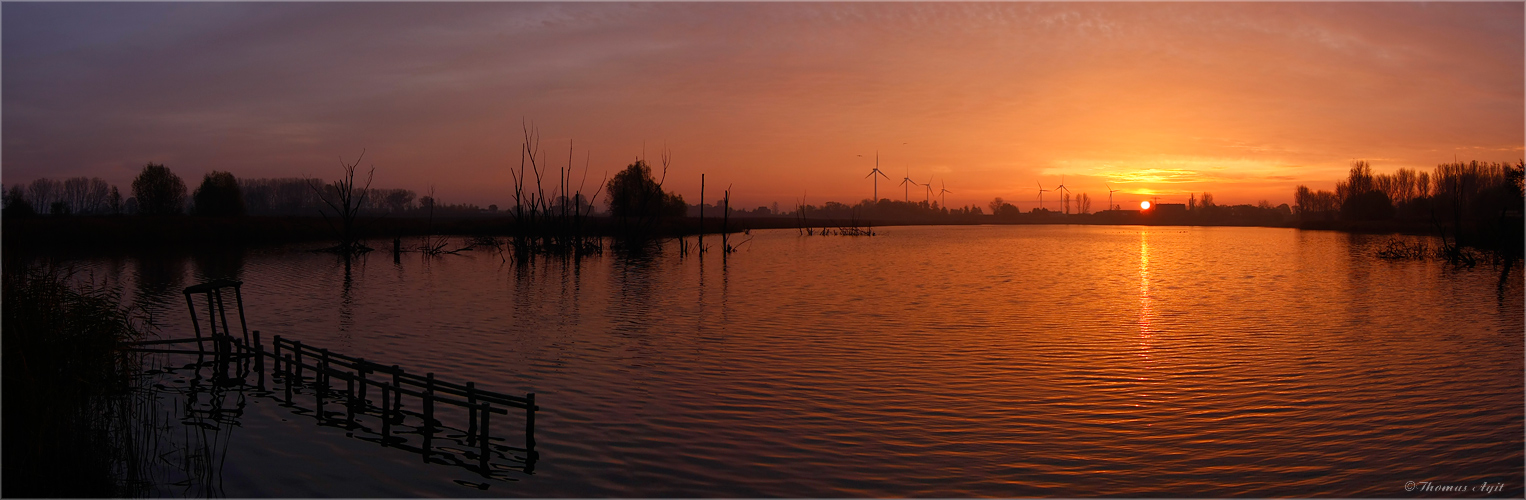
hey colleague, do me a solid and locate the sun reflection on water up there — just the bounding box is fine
[1137,230,1155,409]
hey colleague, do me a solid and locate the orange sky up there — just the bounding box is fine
[4,3,1522,210]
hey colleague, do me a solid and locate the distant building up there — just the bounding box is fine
[1154,203,1187,215]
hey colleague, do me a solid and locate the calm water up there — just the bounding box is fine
[68,225,1523,497]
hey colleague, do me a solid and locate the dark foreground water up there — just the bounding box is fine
[64,225,1524,497]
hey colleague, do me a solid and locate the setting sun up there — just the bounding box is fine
[1141,201,1152,210]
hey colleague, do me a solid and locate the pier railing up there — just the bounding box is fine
[125,279,539,479]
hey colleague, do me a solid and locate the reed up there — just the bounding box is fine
[2,265,149,497]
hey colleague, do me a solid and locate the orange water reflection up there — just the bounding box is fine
[59,225,1525,497]
[1137,230,1154,410]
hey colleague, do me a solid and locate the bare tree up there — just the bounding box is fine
[61,177,89,213]
[28,178,59,213]
[83,178,111,214]
[308,151,375,253]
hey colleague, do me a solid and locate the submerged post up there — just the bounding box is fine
[381,384,392,444]
[272,335,282,374]
[213,289,233,349]
[723,189,730,254]
[254,331,265,389]
[346,372,357,427]
[315,372,325,422]
[293,341,304,381]
[391,364,402,414]
[479,403,492,475]
[283,355,294,402]
[320,349,333,395]
[466,382,478,445]
[357,359,369,403]
[233,284,250,344]
[699,174,705,254]
[423,373,436,461]
[185,293,205,354]
[526,393,537,459]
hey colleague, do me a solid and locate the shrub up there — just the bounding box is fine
[192,171,246,216]
[131,163,186,216]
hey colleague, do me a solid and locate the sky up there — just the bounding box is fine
[4,2,1522,211]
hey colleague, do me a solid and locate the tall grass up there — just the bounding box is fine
[2,266,149,497]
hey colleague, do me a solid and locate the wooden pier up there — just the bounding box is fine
[126,279,540,480]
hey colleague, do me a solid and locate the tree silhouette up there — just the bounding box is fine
[131,163,187,216]
[308,152,375,253]
[4,185,35,217]
[28,178,58,212]
[605,159,685,221]
[108,186,122,215]
[192,171,246,216]
[1340,190,1394,221]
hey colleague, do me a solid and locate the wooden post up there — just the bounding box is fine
[315,370,325,422]
[283,355,294,402]
[213,289,233,348]
[320,349,332,395]
[479,403,492,475]
[346,373,356,427]
[723,189,730,254]
[699,174,705,254]
[381,384,392,444]
[526,393,537,459]
[357,359,369,403]
[205,293,220,339]
[253,331,263,371]
[466,382,477,445]
[272,335,282,375]
[233,284,250,344]
[185,293,206,354]
[423,373,435,461]
[391,365,402,416]
[253,331,264,389]
[293,341,304,381]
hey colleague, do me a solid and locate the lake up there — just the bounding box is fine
[64,225,1523,497]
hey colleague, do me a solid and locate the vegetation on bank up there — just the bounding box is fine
[2,266,148,497]
[1296,160,1523,263]
[4,155,1519,259]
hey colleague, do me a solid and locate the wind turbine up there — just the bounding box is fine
[899,168,918,202]
[1037,182,1050,211]
[923,176,935,205]
[865,151,889,201]
[1053,175,1072,214]
[939,180,952,208]
[1107,183,1121,211]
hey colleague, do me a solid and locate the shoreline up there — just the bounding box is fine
[1,213,1446,255]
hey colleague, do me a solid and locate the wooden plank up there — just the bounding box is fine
[183,278,242,295]
[124,338,207,346]
[126,348,210,355]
